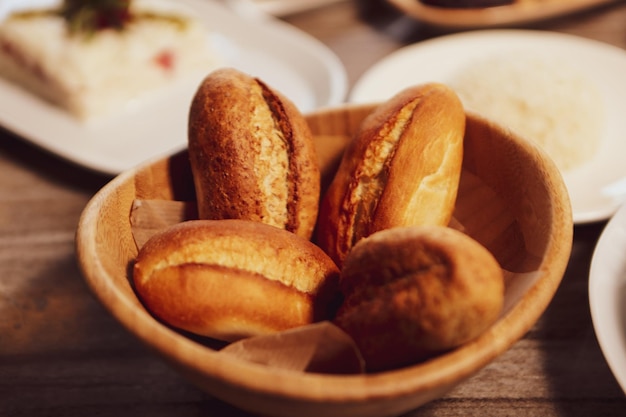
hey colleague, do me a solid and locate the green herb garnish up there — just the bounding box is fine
[60,0,132,34]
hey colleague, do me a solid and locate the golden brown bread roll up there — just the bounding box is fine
[188,67,320,240]
[315,83,465,267]
[333,225,504,372]
[133,219,340,342]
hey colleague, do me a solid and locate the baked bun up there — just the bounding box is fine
[316,83,465,267]
[133,219,340,342]
[188,67,320,240]
[333,225,504,372]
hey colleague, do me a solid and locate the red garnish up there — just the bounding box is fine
[154,50,175,71]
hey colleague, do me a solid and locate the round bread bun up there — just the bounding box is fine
[316,83,465,267]
[333,225,504,372]
[188,67,320,240]
[133,219,340,342]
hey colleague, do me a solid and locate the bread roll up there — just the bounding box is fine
[333,225,504,372]
[316,83,465,267]
[188,68,320,240]
[133,219,340,342]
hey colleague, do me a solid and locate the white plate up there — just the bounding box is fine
[589,203,626,394]
[0,0,347,175]
[350,30,626,224]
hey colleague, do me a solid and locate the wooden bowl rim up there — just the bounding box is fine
[76,107,573,404]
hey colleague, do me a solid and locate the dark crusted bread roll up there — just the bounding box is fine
[188,68,320,240]
[333,225,504,372]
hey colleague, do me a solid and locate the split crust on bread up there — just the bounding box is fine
[188,68,320,240]
[316,83,466,266]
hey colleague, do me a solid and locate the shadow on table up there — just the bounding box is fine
[539,222,626,416]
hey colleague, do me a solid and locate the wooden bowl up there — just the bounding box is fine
[387,0,619,29]
[76,104,573,417]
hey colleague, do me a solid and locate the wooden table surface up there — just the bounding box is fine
[2,0,626,416]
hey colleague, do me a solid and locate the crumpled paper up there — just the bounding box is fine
[221,321,364,374]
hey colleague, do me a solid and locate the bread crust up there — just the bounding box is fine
[333,225,504,372]
[133,219,340,342]
[188,68,320,239]
[316,83,465,266]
